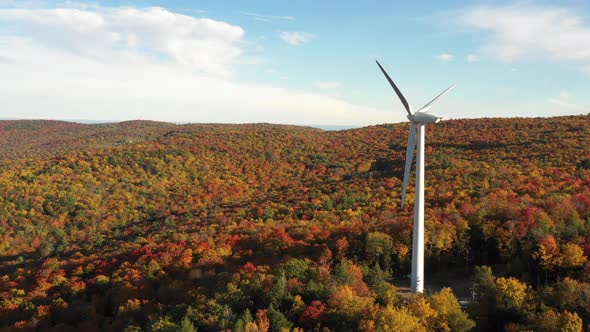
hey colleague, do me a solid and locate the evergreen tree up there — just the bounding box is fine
[179,315,197,332]
[268,305,293,332]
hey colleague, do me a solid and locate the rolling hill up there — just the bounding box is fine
[0,116,589,331]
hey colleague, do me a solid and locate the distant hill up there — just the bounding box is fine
[0,120,322,161]
[0,120,177,161]
[0,115,589,331]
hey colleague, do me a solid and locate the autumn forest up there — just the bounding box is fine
[1,116,590,331]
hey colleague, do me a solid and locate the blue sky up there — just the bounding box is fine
[0,0,589,125]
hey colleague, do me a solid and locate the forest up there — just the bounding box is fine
[0,116,589,331]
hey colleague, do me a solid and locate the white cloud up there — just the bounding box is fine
[0,39,391,125]
[0,4,397,126]
[241,11,295,23]
[436,53,454,62]
[312,81,342,89]
[280,31,315,46]
[0,6,244,76]
[0,54,15,62]
[0,10,392,126]
[548,91,583,109]
[466,54,479,62]
[462,4,590,65]
[549,98,580,109]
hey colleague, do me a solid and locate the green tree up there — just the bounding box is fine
[179,315,197,332]
[471,266,496,328]
[150,316,179,332]
[473,265,495,294]
[234,309,253,332]
[268,305,292,332]
[279,258,309,281]
[365,232,393,270]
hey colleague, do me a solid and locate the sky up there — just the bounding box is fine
[0,0,589,126]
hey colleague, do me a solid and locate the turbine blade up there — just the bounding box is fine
[376,60,412,116]
[401,124,416,208]
[417,83,456,113]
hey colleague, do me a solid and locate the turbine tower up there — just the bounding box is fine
[376,60,456,293]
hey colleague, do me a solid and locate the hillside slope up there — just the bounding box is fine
[0,116,589,331]
[0,120,196,161]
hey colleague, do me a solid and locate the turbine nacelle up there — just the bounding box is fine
[408,112,442,124]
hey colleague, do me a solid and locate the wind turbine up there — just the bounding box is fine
[376,60,456,293]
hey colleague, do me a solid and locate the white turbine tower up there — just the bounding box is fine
[376,60,456,293]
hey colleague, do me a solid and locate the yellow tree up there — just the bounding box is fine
[559,311,583,332]
[429,287,475,332]
[407,295,437,330]
[537,309,582,332]
[377,305,425,332]
[558,243,587,271]
[328,285,374,323]
[494,277,527,311]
